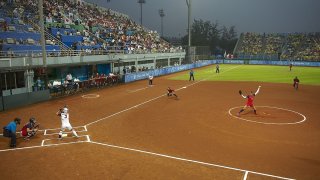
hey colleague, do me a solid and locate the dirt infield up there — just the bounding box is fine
[0,68,320,179]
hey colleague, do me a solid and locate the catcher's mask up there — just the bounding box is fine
[29,117,36,124]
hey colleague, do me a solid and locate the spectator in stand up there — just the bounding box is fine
[66,73,73,83]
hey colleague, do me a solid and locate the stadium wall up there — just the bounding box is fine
[124,60,223,83]
[223,59,320,66]
[0,90,50,111]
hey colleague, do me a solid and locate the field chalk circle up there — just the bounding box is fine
[228,106,306,125]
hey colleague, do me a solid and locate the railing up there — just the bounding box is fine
[26,19,72,51]
[0,47,185,59]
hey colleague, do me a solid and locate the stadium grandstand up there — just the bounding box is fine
[0,0,185,110]
[233,32,320,61]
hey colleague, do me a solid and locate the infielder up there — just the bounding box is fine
[237,86,261,116]
[56,106,78,139]
[167,87,178,98]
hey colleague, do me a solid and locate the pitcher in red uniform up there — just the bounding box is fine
[237,86,261,116]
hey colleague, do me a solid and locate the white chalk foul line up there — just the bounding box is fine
[0,141,88,152]
[228,106,307,125]
[89,141,294,180]
[86,65,242,127]
[127,87,149,93]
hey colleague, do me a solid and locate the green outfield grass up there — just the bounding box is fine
[171,64,320,85]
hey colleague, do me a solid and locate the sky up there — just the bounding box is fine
[85,0,320,37]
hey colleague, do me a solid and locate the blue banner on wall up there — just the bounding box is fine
[124,60,220,83]
[249,60,320,66]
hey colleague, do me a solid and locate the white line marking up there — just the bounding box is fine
[243,171,249,180]
[44,130,87,135]
[127,87,149,93]
[44,130,47,135]
[42,134,88,142]
[81,94,100,98]
[84,125,88,131]
[41,140,45,147]
[228,106,307,125]
[0,141,88,152]
[86,65,242,127]
[89,141,294,180]
[86,135,91,142]
[42,126,86,131]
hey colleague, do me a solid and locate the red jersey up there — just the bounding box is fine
[246,95,255,106]
[167,88,174,93]
[21,123,31,136]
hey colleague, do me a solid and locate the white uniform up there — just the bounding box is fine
[58,107,78,138]
[60,112,73,131]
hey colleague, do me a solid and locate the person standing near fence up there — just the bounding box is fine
[216,64,220,73]
[148,75,153,85]
[189,69,194,81]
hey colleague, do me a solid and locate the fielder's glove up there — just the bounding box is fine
[239,90,242,95]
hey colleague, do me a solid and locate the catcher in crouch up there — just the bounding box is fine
[21,117,40,140]
[237,86,261,116]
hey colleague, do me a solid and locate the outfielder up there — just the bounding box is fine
[237,86,261,116]
[56,106,78,139]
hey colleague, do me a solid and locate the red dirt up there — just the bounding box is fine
[0,68,320,179]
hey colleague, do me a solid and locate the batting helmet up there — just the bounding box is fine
[63,107,68,113]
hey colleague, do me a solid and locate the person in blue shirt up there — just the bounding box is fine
[3,118,21,148]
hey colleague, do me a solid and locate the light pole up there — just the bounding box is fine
[138,0,146,25]
[38,0,48,88]
[186,0,192,63]
[158,9,165,37]
[186,0,191,47]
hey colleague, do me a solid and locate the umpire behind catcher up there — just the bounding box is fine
[3,118,21,148]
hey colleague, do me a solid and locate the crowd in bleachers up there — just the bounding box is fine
[235,32,320,61]
[237,32,263,55]
[0,0,182,57]
[282,33,320,61]
[0,0,62,57]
